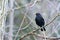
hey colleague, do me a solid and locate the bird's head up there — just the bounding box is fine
[36,13,41,16]
[35,13,42,17]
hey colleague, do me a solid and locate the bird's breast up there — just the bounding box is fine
[35,16,45,27]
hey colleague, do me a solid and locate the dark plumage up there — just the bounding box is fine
[35,13,46,31]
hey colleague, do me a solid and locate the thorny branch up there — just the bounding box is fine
[20,14,60,40]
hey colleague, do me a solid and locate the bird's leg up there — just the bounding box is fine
[43,27,46,31]
[40,27,43,31]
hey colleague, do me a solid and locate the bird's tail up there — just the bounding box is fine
[41,27,46,31]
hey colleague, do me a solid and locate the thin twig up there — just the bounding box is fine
[45,14,59,26]
[26,0,37,7]
[14,0,37,10]
[20,21,32,31]
[20,32,60,40]
[33,33,60,40]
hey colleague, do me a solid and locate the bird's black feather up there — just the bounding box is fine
[35,13,46,31]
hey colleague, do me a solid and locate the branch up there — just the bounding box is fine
[20,32,60,40]
[14,12,28,40]
[14,0,38,10]
[33,33,60,40]
[26,0,37,7]
[20,14,60,40]
[45,14,60,26]
[19,22,32,31]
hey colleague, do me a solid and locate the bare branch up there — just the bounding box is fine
[33,33,60,40]
[20,22,32,31]
[26,0,37,7]
[20,32,60,40]
[14,11,28,40]
[14,0,38,10]
[45,14,60,26]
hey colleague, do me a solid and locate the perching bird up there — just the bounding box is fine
[35,13,46,31]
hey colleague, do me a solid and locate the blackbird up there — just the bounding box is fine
[35,13,46,31]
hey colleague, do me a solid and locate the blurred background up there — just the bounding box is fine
[0,0,60,40]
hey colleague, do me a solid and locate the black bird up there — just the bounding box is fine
[35,13,46,31]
